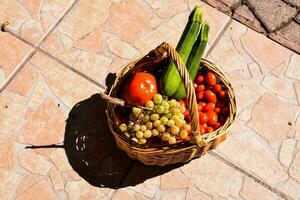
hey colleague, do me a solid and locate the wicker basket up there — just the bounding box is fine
[104,42,236,166]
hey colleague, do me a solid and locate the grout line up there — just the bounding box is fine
[209,151,293,200]
[204,18,233,57]
[0,0,79,93]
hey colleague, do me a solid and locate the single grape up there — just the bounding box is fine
[160,116,168,125]
[172,108,181,115]
[152,129,159,136]
[128,122,134,129]
[178,113,185,120]
[138,113,144,120]
[124,132,130,138]
[171,125,180,135]
[133,124,141,131]
[157,125,166,132]
[143,130,152,138]
[153,94,163,104]
[183,124,191,132]
[150,113,159,121]
[175,119,184,128]
[168,136,177,144]
[140,125,147,132]
[135,131,144,139]
[119,124,127,132]
[162,132,171,141]
[180,105,186,113]
[169,99,177,108]
[146,122,153,129]
[146,100,154,109]
[167,119,175,127]
[162,101,169,110]
[132,107,141,116]
[156,105,164,113]
[129,113,136,121]
[131,138,138,143]
[154,120,161,127]
[138,138,147,144]
[180,130,188,139]
[164,109,170,114]
[142,115,150,122]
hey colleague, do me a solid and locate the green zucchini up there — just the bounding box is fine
[172,22,210,100]
[161,6,202,96]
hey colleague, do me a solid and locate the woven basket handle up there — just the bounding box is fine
[156,42,205,147]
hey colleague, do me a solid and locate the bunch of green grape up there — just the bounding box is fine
[118,94,192,145]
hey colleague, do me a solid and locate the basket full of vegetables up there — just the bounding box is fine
[102,6,236,166]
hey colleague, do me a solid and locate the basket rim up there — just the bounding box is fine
[106,57,237,153]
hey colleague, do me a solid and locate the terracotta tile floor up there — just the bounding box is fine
[0,0,300,199]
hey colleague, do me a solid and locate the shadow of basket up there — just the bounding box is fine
[63,73,185,188]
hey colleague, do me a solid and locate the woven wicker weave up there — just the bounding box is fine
[105,42,236,166]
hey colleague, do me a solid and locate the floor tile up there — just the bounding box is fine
[0,0,76,44]
[0,52,108,199]
[0,32,33,86]
[207,19,300,198]
[112,153,282,199]
[41,0,230,85]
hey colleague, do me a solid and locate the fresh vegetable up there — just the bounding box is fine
[161,7,202,96]
[172,22,210,100]
[122,72,157,106]
[183,70,229,135]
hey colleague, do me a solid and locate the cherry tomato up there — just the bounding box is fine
[197,102,206,111]
[214,122,221,129]
[206,72,216,86]
[214,84,222,93]
[196,84,205,92]
[204,90,217,103]
[196,75,204,84]
[122,72,157,106]
[199,125,206,135]
[196,92,203,100]
[202,123,208,128]
[219,90,226,98]
[193,82,198,89]
[199,112,208,124]
[203,103,215,112]
[214,107,221,113]
[222,106,229,115]
[185,114,191,123]
[206,126,214,133]
[183,109,189,117]
[207,111,218,125]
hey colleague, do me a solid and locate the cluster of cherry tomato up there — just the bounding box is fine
[182,70,228,135]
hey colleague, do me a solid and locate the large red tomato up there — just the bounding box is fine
[122,72,157,106]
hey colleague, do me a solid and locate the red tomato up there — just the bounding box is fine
[214,84,222,93]
[214,122,221,129]
[197,102,206,111]
[199,112,208,124]
[219,90,226,98]
[214,107,221,113]
[206,72,216,86]
[207,111,218,125]
[206,126,214,133]
[199,125,206,135]
[122,72,157,106]
[196,92,203,100]
[203,103,215,112]
[204,90,217,103]
[196,84,205,92]
[196,75,204,84]
[202,123,208,128]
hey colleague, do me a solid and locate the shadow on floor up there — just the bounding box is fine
[62,73,185,188]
